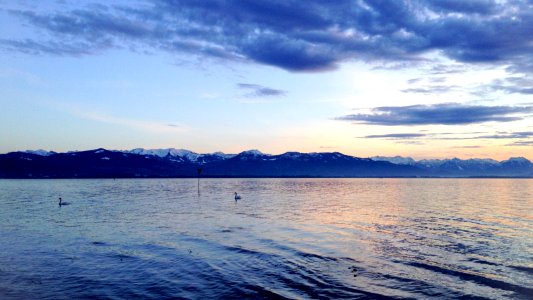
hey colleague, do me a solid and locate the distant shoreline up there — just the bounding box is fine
[3,149,532,178]
[2,176,532,179]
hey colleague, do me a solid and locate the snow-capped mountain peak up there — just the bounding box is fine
[24,149,54,156]
[239,149,265,156]
[210,152,236,159]
[281,152,305,159]
[502,157,532,165]
[126,148,198,160]
[2,148,532,178]
[123,148,239,162]
[371,156,416,165]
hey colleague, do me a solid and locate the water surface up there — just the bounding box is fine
[0,178,531,299]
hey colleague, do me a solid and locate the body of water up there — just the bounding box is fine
[0,178,531,299]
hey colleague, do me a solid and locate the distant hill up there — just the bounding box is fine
[371,156,533,177]
[0,148,531,178]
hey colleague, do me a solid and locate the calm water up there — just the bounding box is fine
[0,179,531,299]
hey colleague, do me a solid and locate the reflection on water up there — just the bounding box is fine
[0,179,531,299]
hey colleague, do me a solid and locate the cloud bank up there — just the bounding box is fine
[338,103,533,126]
[359,131,533,149]
[1,0,532,72]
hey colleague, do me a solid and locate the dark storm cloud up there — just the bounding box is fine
[337,103,533,126]
[2,0,532,72]
[237,83,286,97]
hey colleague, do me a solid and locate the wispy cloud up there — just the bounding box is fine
[237,83,286,98]
[0,67,47,86]
[401,85,459,94]
[402,76,460,95]
[2,1,532,73]
[476,132,533,139]
[507,141,533,146]
[474,75,533,96]
[77,111,186,134]
[364,133,426,139]
[428,64,468,75]
[395,140,426,145]
[453,145,483,149]
[359,131,533,144]
[47,100,186,134]
[338,103,533,126]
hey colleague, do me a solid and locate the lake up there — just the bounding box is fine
[0,178,531,299]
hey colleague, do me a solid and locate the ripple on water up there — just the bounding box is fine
[0,178,531,299]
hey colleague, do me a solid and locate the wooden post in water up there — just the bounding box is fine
[197,168,202,195]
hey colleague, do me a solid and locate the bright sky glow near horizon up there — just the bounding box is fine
[1,0,532,160]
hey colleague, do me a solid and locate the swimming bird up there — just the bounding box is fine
[234,192,242,200]
[58,197,70,206]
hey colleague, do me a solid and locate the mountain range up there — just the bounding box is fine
[0,148,531,178]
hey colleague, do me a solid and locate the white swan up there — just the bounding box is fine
[58,197,70,206]
[234,192,242,200]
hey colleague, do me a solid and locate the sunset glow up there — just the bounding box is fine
[1,1,532,160]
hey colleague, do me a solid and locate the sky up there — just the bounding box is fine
[1,0,532,160]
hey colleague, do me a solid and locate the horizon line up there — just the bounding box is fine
[4,147,530,163]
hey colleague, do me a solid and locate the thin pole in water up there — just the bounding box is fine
[197,168,202,195]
